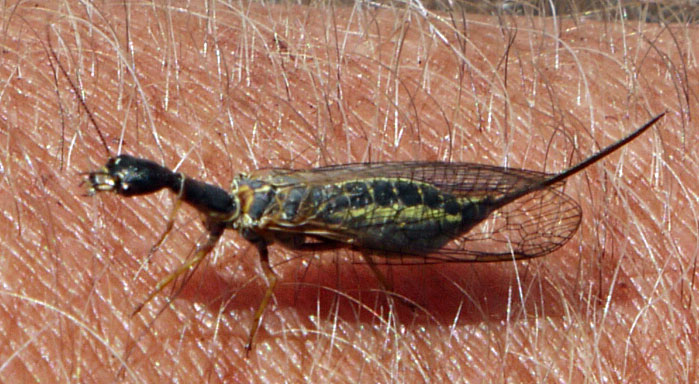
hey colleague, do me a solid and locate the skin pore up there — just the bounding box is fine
[0,2,696,383]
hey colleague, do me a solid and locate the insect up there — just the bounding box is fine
[85,112,664,352]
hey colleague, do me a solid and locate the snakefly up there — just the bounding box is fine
[85,113,664,352]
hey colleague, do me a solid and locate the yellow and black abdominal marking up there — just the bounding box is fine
[85,113,664,351]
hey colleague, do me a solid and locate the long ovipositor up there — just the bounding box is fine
[85,112,665,351]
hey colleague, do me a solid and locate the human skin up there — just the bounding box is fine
[0,2,696,383]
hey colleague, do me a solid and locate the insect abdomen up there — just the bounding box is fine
[273,177,494,254]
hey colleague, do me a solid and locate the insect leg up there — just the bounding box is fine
[246,240,278,354]
[360,253,394,292]
[361,253,418,312]
[132,221,224,316]
[148,193,184,256]
[286,239,397,292]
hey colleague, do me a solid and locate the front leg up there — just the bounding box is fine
[133,220,225,315]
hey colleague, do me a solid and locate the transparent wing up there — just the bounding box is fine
[426,186,582,262]
[252,162,582,262]
[250,162,552,196]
